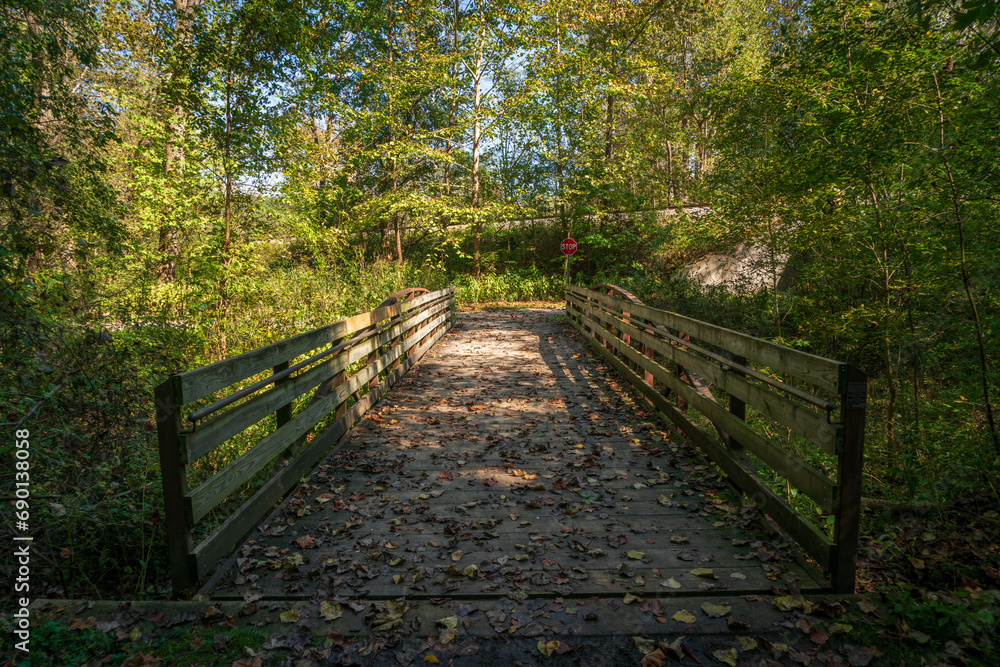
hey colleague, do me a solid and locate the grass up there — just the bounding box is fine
[11,618,269,667]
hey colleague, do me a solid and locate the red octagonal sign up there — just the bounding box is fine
[561,238,578,256]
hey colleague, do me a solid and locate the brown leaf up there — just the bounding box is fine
[810,630,831,645]
[639,648,666,667]
[659,637,685,660]
[231,658,263,667]
[292,535,316,549]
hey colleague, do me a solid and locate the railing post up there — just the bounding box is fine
[727,354,747,454]
[274,360,296,463]
[832,364,866,593]
[155,375,194,597]
[675,332,691,414]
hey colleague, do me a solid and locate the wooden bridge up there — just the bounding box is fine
[155,285,865,615]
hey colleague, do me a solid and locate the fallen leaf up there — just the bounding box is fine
[689,568,716,578]
[713,648,738,666]
[623,592,641,605]
[660,637,685,660]
[662,577,681,589]
[811,630,831,645]
[319,601,342,621]
[640,648,666,667]
[829,622,853,634]
[626,550,645,560]
[672,610,696,624]
[279,609,300,623]
[437,616,458,644]
[857,599,878,614]
[701,602,731,618]
[538,640,560,657]
[451,550,463,562]
[292,535,316,549]
[773,595,803,611]
[729,572,747,580]
[422,656,440,664]
[736,636,757,651]
[842,644,877,666]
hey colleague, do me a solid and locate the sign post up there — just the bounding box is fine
[561,237,577,286]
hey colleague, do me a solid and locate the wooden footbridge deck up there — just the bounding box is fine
[155,286,865,614]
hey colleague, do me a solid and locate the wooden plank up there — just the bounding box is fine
[192,319,452,579]
[238,562,822,601]
[570,294,841,455]
[567,315,835,570]
[568,286,843,394]
[178,288,453,404]
[180,299,453,463]
[577,304,837,513]
[187,309,450,522]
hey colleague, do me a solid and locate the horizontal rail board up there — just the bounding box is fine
[567,293,841,454]
[186,309,450,522]
[569,303,838,513]
[566,314,835,568]
[569,286,843,394]
[179,298,453,462]
[190,319,451,579]
[178,287,454,403]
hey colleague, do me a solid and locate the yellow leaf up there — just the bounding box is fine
[437,616,458,645]
[626,550,645,560]
[662,577,681,589]
[393,574,406,584]
[423,656,440,664]
[672,609,697,623]
[452,550,463,562]
[537,640,560,656]
[737,636,757,651]
[773,595,803,612]
[319,601,342,621]
[712,648,738,666]
[279,609,300,623]
[689,568,716,578]
[623,593,640,604]
[701,602,731,618]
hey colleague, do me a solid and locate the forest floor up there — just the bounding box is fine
[10,310,999,667]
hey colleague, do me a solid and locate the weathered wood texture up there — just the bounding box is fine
[207,310,826,602]
[565,285,866,593]
[156,287,455,595]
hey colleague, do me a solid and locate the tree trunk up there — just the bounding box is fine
[159,0,201,283]
[471,37,484,278]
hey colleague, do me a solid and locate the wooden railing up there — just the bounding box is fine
[565,285,866,593]
[155,286,455,595]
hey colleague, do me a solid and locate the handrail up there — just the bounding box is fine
[156,286,455,596]
[565,284,866,594]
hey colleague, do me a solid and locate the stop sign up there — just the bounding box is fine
[561,238,578,256]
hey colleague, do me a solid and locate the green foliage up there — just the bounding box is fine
[17,618,268,667]
[454,268,563,304]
